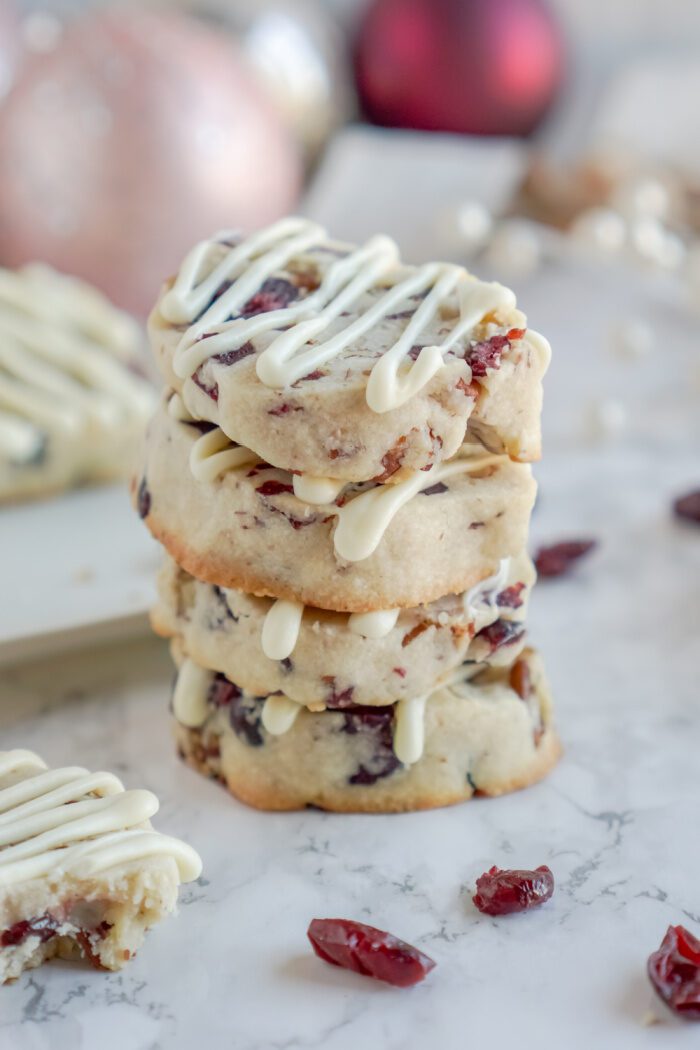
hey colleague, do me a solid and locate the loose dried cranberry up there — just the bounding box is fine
[496,582,526,609]
[137,478,151,519]
[256,480,294,497]
[421,482,448,496]
[307,918,436,987]
[241,278,299,317]
[472,865,554,915]
[648,925,700,1019]
[673,490,700,525]
[535,540,597,578]
[340,705,401,785]
[476,619,525,653]
[207,673,242,708]
[1,914,59,947]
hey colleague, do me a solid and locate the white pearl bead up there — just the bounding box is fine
[570,207,626,253]
[435,201,493,255]
[485,220,541,277]
[609,319,653,360]
[630,218,685,270]
[612,177,671,220]
[587,399,628,440]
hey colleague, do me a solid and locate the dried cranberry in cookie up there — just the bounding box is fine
[171,647,560,813]
[149,218,551,479]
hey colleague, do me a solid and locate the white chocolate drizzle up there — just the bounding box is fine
[464,558,511,618]
[347,608,401,639]
[261,695,302,735]
[261,599,304,660]
[164,218,521,414]
[172,658,213,728]
[189,429,258,483]
[0,749,202,885]
[0,265,153,463]
[177,411,505,564]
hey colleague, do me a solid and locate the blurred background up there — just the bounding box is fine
[1,0,700,315]
[1,0,699,659]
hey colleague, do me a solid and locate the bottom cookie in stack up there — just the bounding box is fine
[170,644,560,813]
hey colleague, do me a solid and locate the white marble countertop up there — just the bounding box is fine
[2,246,699,1049]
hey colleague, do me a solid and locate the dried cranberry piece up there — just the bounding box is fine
[648,925,700,1019]
[535,540,597,578]
[212,342,256,367]
[473,865,554,915]
[673,490,700,525]
[1,914,59,947]
[340,706,401,785]
[208,587,238,630]
[323,677,355,709]
[256,480,294,497]
[241,277,299,317]
[475,619,525,653]
[192,365,219,401]
[496,582,526,609]
[307,918,436,987]
[421,482,448,496]
[227,688,265,747]
[207,673,242,708]
[136,478,151,519]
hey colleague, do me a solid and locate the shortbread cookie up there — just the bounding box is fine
[149,218,551,481]
[172,647,560,813]
[153,551,535,706]
[0,264,155,503]
[0,750,201,983]
[137,398,536,611]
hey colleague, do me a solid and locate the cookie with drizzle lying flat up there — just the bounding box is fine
[148,217,550,483]
[0,750,201,983]
[0,264,155,504]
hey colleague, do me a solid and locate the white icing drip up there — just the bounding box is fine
[167,218,520,414]
[330,452,504,562]
[292,474,345,504]
[168,392,194,422]
[261,599,304,660]
[172,659,212,728]
[347,608,401,639]
[190,429,258,483]
[0,749,202,885]
[179,413,504,563]
[464,558,511,618]
[393,695,428,765]
[261,694,302,735]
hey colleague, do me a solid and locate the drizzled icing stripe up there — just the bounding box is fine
[0,265,153,459]
[178,414,505,562]
[0,750,201,885]
[258,563,512,664]
[162,217,522,414]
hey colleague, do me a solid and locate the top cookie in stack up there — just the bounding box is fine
[137,217,558,812]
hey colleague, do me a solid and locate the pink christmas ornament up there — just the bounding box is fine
[355,0,564,138]
[0,8,303,315]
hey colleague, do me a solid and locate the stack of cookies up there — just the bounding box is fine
[136,217,560,812]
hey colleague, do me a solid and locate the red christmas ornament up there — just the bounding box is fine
[0,9,302,316]
[355,0,564,137]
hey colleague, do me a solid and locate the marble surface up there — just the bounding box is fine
[1,247,699,1049]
